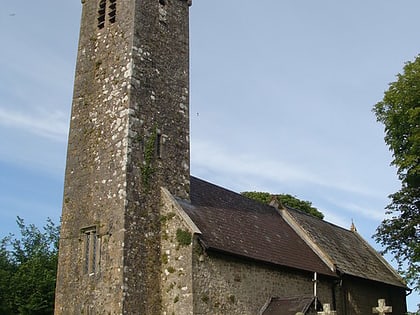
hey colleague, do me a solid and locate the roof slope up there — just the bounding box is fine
[260,296,318,315]
[178,177,336,277]
[286,207,406,288]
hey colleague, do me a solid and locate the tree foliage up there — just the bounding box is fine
[241,191,324,219]
[0,217,59,315]
[373,55,420,293]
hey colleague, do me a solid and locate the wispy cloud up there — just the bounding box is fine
[0,108,68,142]
[191,139,389,200]
[323,196,387,221]
[190,138,397,226]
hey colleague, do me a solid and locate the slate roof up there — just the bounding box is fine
[177,177,406,288]
[179,177,336,277]
[286,207,406,288]
[260,296,319,315]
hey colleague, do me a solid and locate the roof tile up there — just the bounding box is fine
[179,177,336,276]
[286,206,406,288]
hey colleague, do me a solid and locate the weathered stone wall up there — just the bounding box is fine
[56,0,191,314]
[55,0,133,312]
[123,0,190,313]
[339,276,406,315]
[160,189,195,315]
[192,246,336,314]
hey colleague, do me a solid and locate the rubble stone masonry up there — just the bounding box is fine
[55,0,191,314]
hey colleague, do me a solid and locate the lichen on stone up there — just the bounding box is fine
[176,228,192,247]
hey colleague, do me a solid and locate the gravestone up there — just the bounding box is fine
[372,299,392,315]
[317,303,337,315]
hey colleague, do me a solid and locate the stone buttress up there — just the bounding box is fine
[55,0,191,313]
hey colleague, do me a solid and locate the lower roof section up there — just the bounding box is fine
[178,177,336,277]
[260,296,320,315]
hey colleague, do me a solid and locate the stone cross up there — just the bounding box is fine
[317,303,337,315]
[372,299,392,315]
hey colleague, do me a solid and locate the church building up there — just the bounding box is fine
[54,0,407,314]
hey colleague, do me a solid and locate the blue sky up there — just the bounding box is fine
[1,0,419,310]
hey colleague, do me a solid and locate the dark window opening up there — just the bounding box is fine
[97,0,106,29]
[109,0,117,24]
[98,0,116,29]
[156,133,162,158]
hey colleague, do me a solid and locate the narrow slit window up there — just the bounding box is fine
[82,226,99,276]
[156,133,162,158]
[84,232,91,272]
[97,0,106,29]
[109,0,117,24]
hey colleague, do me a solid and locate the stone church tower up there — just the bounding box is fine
[55,0,191,313]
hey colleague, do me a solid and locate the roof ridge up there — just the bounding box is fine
[285,206,355,233]
[190,175,277,213]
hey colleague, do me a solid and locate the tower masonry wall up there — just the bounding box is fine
[55,0,191,314]
[55,0,134,312]
[123,0,190,313]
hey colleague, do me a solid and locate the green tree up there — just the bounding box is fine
[373,55,420,294]
[0,217,59,315]
[0,237,16,314]
[241,191,324,219]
